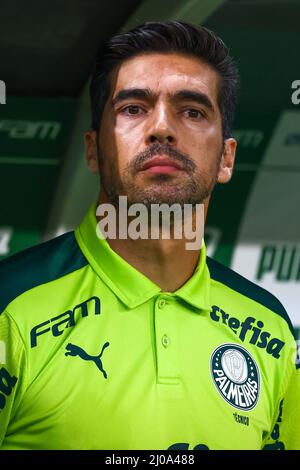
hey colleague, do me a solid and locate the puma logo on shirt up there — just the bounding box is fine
[65,341,110,379]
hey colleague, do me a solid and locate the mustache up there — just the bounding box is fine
[130,142,196,173]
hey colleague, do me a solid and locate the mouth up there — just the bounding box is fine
[140,156,185,174]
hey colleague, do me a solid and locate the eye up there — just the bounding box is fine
[184,109,204,119]
[121,105,145,115]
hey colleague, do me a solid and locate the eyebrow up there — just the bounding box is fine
[112,88,153,106]
[173,90,215,112]
[111,87,215,112]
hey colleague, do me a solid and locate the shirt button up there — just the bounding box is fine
[162,335,170,348]
[158,299,166,309]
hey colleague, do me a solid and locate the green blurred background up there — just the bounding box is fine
[0,0,299,332]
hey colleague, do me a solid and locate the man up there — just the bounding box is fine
[0,21,299,450]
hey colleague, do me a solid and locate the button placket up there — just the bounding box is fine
[154,295,179,384]
[162,334,170,348]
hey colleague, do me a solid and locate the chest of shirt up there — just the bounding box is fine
[7,292,281,449]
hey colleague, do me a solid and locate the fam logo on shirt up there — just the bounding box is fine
[211,344,260,411]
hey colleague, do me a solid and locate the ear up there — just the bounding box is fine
[217,137,237,184]
[85,130,100,174]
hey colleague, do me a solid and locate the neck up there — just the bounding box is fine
[108,236,201,292]
[96,192,206,292]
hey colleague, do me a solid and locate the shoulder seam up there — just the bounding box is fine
[207,256,296,339]
[1,263,88,315]
[1,307,29,403]
[0,232,88,313]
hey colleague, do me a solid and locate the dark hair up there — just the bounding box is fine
[90,21,239,139]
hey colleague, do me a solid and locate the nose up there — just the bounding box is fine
[145,103,176,145]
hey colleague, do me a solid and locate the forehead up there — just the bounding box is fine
[110,52,220,104]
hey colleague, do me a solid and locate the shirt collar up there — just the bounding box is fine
[75,203,210,311]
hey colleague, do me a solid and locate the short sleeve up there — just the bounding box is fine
[263,343,300,450]
[0,310,27,447]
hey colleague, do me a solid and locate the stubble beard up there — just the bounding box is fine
[98,142,222,209]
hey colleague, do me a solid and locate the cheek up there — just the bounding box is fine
[190,131,223,175]
[114,133,133,162]
[115,116,145,142]
[99,128,137,174]
[179,118,222,146]
[114,120,145,163]
[188,132,221,157]
[201,126,223,156]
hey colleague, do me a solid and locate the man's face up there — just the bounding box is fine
[87,52,236,207]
